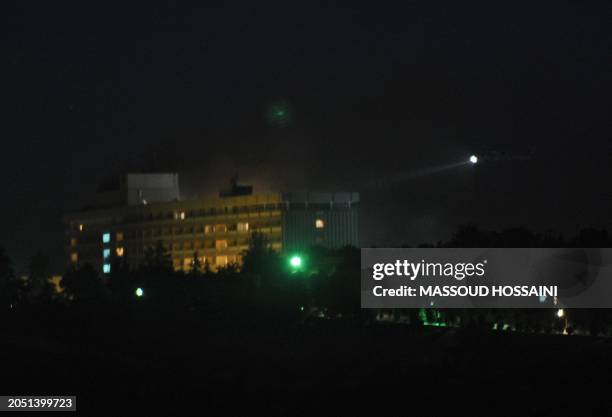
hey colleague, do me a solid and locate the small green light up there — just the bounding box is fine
[276,110,285,117]
[135,287,144,297]
[290,256,302,268]
[299,305,304,311]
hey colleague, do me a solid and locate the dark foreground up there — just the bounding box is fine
[2,311,612,416]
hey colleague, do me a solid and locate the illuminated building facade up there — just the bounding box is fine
[65,174,359,274]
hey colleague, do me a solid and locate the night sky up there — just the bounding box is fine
[3,1,611,273]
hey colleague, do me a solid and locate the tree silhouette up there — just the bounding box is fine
[191,251,202,276]
[444,224,492,247]
[241,232,280,286]
[571,228,610,247]
[27,250,54,302]
[202,258,212,275]
[61,264,109,302]
[144,241,173,273]
[0,246,23,310]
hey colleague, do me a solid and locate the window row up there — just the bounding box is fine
[134,222,253,238]
[124,204,284,223]
[174,254,240,270]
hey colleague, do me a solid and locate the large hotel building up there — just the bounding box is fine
[65,173,359,274]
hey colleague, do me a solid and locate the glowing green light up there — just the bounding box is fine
[299,305,304,311]
[276,110,285,117]
[290,256,302,268]
[135,287,144,297]
[418,308,427,324]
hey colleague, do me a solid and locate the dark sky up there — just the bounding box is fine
[2,1,611,273]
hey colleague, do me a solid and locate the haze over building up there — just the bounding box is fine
[65,173,359,274]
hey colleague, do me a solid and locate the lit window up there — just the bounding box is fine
[216,255,228,267]
[215,224,227,233]
[103,264,111,274]
[204,225,211,234]
[173,259,181,270]
[315,219,325,229]
[116,247,124,257]
[102,233,111,244]
[78,224,84,232]
[49,276,63,294]
[70,238,77,246]
[103,249,111,259]
[174,211,186,220]
[237,222,249,232]
[70,253,78,263]
[183,258,193,270]
[116,232,124,242]
[215,240,228,250]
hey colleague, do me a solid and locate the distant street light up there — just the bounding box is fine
[556,308,569,335]
[135,287,144,298]
[469,155,478,164]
